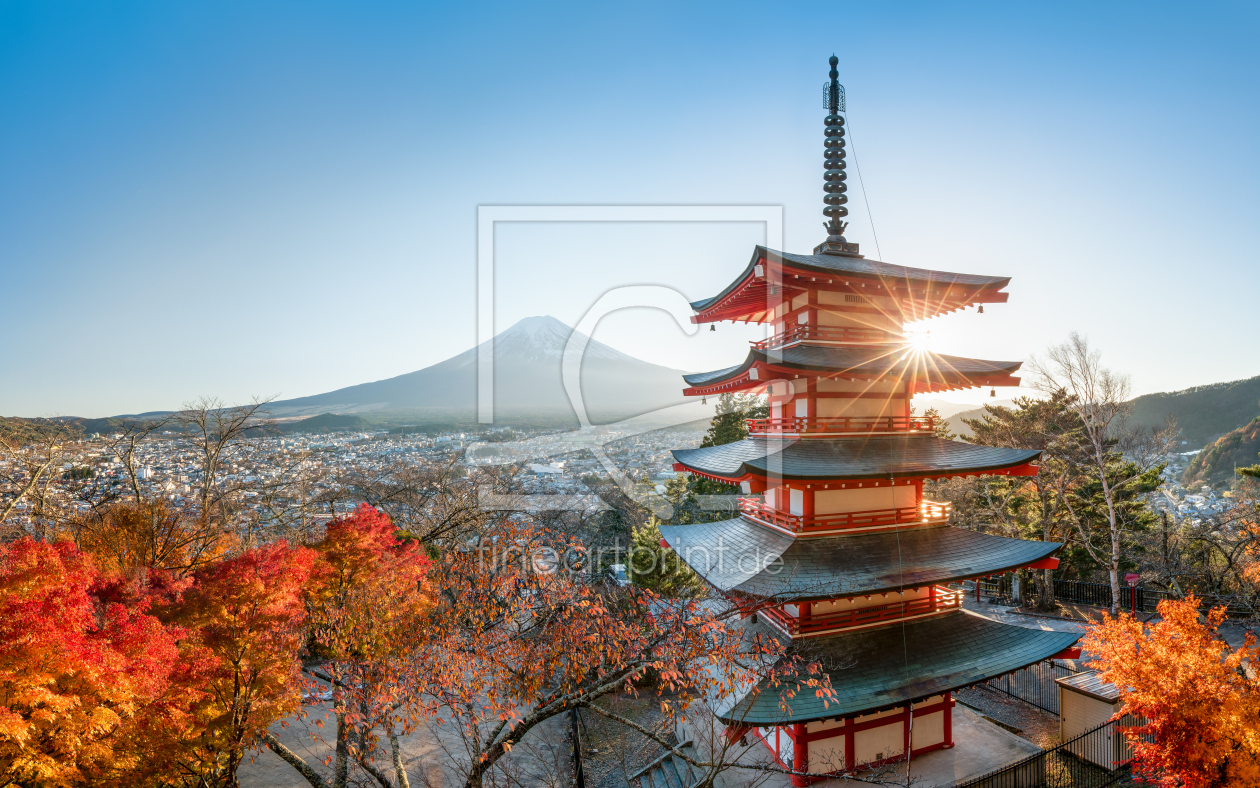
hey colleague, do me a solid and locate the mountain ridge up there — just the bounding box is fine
[263,315,694,426]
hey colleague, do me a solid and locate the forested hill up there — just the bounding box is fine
[1128,375,1260,448]
[1182,416,1260,486]
[943,374,1260,448]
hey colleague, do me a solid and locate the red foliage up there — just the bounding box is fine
[0,538,182,786]
[156,541,317,782]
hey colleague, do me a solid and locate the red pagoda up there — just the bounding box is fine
[659,57,1080,782]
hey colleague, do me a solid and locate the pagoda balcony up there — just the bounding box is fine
[738,498,952,533]
[759,586,965,638]
[750,324,899,351]
[745,415,937,436]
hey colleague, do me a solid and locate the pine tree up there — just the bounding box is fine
[628,517,704,598]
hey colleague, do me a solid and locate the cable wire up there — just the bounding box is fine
[843,111,883,261]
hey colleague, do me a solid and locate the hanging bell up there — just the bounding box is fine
[990,388,997,398]
[710,324,716,332]
[701,396,708,404]
[978,305,984,314]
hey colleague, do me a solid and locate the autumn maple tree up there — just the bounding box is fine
[0,538,183,787]
[152,541,316,787]
[264,503,434,788]
[1084,594,1260,787]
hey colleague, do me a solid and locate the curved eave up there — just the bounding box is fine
[717,610,1080,725]
[691,246,1012,325]
[680,348,1023,397]
[671,437,1042,483]
[658,519,1063,601]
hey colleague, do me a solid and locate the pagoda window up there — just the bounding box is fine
[789,488,805,517]
[816,397,900,419]
[794,398,809,418]
[814,485,917,515]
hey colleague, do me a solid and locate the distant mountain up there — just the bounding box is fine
[1129,376,1260,449]
[1182,416,1260,487]
[266,316,693,426]
[936,400,1017,439]
[278,413,371,434]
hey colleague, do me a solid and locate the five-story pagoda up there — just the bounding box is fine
[659,57,1080,782]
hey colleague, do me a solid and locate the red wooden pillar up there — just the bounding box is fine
[844,717,855,772]
[943,692,954,747]
[791,723,809,787]
[903,705,912,763]
[800,600,812,636]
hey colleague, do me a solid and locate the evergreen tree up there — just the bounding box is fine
[690,393,768,499]
[953,392,1084,608]
[628,516,704,598]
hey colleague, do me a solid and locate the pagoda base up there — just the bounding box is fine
[730,694,954,786]
[674,703,1042,788]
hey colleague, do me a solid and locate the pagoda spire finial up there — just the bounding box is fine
[815,54,861,256]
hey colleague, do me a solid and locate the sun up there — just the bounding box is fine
[904,327,932,353]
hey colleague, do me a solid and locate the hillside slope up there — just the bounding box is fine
[1130,376,1260,448]
[1182,416,1260,487]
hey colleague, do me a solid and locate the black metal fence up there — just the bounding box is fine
[1053,580,1253,618]
[983,659,1080,715]
[1053,580,1165,613]
[953,714,1145,788]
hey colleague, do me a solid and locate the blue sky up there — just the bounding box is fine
[1,1,1256,417]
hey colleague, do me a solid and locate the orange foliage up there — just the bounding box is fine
[154,542,316,783]
[1084,595,1260,787]
[417,518,829,785]
[0,538,182,787]
[69,499,237,575]
[302,504,434,773]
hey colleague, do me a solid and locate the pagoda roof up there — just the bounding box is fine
[690,246,1011,324]
[671,436,1040,482]
[658,519,1061,601]
[681,345,1022,395]
[719,610,1079,724]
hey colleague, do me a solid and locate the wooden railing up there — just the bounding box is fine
[751,325,898,350]
[745,415,936,436]
[737,498,951,532]
[759,586,964,636]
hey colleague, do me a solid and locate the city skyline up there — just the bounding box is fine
[2,1,1257,417]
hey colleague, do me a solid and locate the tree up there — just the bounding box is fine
[263,504,434,788]
[170,397,276,541]
[698,393,767,450]
[628,516,704,598]
[415,517,823,788]
[154,541,316,788]
[0,418,78,538]
[0,538,183,787]
[1238,452,1260,480]
[1029,333,1176,613]
[68,499,237,576]
[958,392,1083,609]
[1083,595,1260,787]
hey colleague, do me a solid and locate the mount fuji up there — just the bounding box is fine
[266,316,693,424]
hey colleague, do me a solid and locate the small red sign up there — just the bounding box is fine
[1125,573,1140,587]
